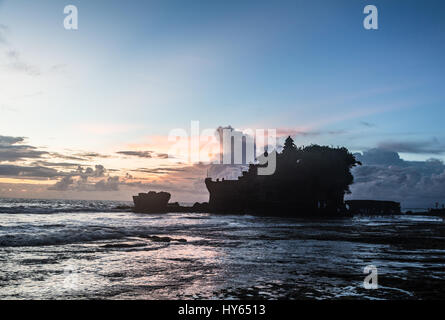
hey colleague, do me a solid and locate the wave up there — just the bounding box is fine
[0,198,132,214]
[0,225,190,247]
[0,224,155,247]
[0,217,193,247]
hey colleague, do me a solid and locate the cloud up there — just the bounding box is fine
[0,135,25,145]
[48,176,73,191]
[0,136,48,161]
[0,25,41,76]
[0,133,125,194]
[49,152,87,162]
[0,133,130,194]
[116,150,172,159]
[76,165,106,181]
[349,148,445,208]
[0,145,48,161]
[47,164,123,192]
[377,138,445,155]
[353,148,404,166]
[4,49,40,76]
[117,150,153,158]
[49,174,121,192]
[156,153,169,159]
[47,151,111,162]
[0,164,59,178]
[0,24,8,45]
[49,64,68,73]
[208,163,247,180]
[94,176,120,191]
[31,161,80,168]
[74,152,110,159]
[131,167,185,174]
[360,121,376,128]
[276,128,347,138]
[48,171,122,192]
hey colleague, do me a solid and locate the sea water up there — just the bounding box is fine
[0,198,444,299]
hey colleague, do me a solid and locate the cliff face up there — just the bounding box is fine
[205,137,361,217]
[205,178,246,213]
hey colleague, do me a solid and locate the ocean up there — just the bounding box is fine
[0,198,444,300]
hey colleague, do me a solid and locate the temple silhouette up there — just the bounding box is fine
[205,136,361,216]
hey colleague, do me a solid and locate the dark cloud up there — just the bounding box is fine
[0,134,126,193]
[0,135,25,145]
[117,151,154,158]
[94,176,120,191]
[276,129,347,137]
[354,148,404,166]
[48,176,73,191]
[377,138,445,155]
[0,135,48,161]
[116,151,174,160]
[48,151,110,162]
[76,165,106,181]
[0,144,48,161]
[360,121,376,128]
[0,136,83,180]
[131,167,185,175]
[48,173,121,192]
[48,165,120,192]
[156,153,169,159]
[74,152,110,159]
[349,148,445,208]
[31,161,79,168]
[49,152,87,161]
[0,164,59,178]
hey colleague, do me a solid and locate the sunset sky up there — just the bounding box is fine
[1,0,445,207]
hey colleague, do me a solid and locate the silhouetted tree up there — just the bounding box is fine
[281,136,298,165]
[283,136,296,152]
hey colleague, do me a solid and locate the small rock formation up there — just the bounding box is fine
[191,202,209,213]
[132,193,210,213]
[133,191,171,213]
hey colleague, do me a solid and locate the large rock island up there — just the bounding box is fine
[204,136,361,216]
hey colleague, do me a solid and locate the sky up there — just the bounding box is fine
[1,0,445,208]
